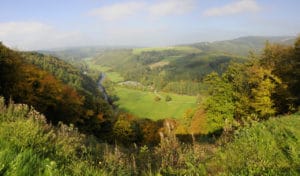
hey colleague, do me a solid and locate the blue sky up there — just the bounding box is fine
[0,0,299,50]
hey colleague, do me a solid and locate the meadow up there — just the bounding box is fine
[115,87,197,120]
[85,61,198,120]
[86,61,124,82]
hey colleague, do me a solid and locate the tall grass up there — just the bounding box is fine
[0,96,299,175]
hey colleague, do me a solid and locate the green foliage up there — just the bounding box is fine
[211,114,300,175]
[163,81,205,95]
[113,117,141,145]
[202,38,300,132]
[259,39,300,111]
[154,96,161,102]
[165,95,172,102]
[203,72,235,132]
[0,97,108,176]
[1,96,300,175]
[247,64,279,118]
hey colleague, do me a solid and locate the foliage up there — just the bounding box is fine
[113,115,142,145]
[1,96,300,175]
[154,96,161,102]
[0,43,113,137]
[203,72,235,132]
[260,39,300,112]
[202,38,300,132]
[165,95,172,102]
[210,114,300,175]
[0,97,108,176]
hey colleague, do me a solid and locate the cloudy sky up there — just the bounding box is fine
[0,0,299,50]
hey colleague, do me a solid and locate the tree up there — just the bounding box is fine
[203,72,235,132]
[113,118,141,145]
[247,64,279,118]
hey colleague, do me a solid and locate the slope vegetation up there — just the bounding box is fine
[1,97,299,175]
[0,43,113,136]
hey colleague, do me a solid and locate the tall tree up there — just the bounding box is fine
[203,72,235,132]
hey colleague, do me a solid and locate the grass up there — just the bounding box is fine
[115,87,197,120]
[210,113,300,175]
[1,95,299,175]
[132,46,201,55]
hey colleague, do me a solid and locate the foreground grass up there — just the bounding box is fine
[0,96,299,175]
[0,98,108,176]
[115,87,197,120]
[210,114,300,175]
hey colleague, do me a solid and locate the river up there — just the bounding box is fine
[98,73,109,102]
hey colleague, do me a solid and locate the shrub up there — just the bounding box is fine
[165,95,172,102]
[154,96,161,102]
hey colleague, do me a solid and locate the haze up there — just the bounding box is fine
[0,0,299,50]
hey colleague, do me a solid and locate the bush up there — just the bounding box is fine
[0,97,108,175]
[165,95,172,102]
[154,96,161,102]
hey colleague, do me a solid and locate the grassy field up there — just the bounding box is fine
[115,87,197,120]
[86,61,124,82]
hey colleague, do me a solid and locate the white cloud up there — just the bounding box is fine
[88,1,145,21]
[88,0,196,21]
[148,0,196,17]
[203,0,260,17]
[0,21,87,50]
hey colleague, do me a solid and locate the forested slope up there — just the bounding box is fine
[188,36,296,56]
[0,43,113,137]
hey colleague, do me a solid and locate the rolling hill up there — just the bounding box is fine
[187,36,296,56]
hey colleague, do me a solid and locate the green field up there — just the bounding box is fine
[86,61,124,82]
[115,87,197,120]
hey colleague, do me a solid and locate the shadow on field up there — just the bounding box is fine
[176,129,224,144]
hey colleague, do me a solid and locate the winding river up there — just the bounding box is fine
[98,73,109,102]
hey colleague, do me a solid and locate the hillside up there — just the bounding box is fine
[210,113,300,175]
[0,43,113,137]
[1,97,299,175]
[188,36,296,56]
[40,36,296,61]
[87,47,244,93]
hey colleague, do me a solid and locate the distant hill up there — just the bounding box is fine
[39,46,132,61]
[186,36,296,56]
[39,36,297,60]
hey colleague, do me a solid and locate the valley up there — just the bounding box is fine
[0,36,299,175]
[1,1,299,174]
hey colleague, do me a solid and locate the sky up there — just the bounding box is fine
[0,0,299,50]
